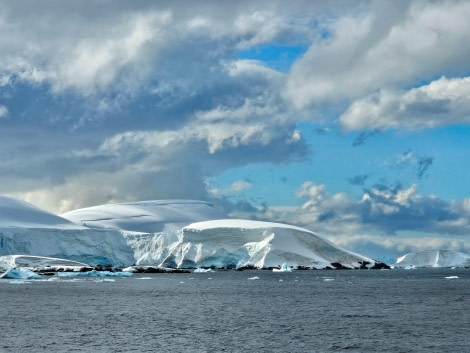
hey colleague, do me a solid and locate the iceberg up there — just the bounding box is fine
[393,250,470,269]
[0,196,389,270]
[9,280,32,284]
[0,255,92,272]
[273,263,294,272]
[57,270,133,277]
[194,268,216,273]
[0,268,42,280]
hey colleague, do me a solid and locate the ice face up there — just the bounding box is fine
[393,250,470,268]
[0,268,42,280]
[0,197,379,270]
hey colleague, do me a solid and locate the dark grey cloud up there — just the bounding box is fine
[0,0,469,237]
[0,0,319,212]
[417,156,433,179]
[348,174,369,186]
[394,149,434,180]
[352,129,381,147]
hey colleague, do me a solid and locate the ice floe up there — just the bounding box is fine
[0,268,42,279]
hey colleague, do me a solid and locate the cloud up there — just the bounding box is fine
[327,233,470,261]
[262,181,470,237]
[0,0,469,259]
[352,129,381,147]
[393,149,434,179]
[417,156,433,179]
[208,180,252,198]
[285,1,470,109]
[348,174,369,186]
[0,105,7,118]
[340,76,470,131]
[0,0,317,213]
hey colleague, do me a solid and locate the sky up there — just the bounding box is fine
[1,0,470,261]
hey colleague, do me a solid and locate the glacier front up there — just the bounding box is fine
[0,196,387,270]
[393,250,470,268]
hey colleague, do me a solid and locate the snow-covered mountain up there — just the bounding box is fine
[0,196,386,270]
[60,200,225,232]
[393,250,470,268]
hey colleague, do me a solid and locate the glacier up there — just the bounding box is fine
[0,255,92,272]
[392,250,470,269]
[0,196,387,270]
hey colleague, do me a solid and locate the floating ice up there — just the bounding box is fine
[0,255,92,272]
[9,280,31,284]
[0,268,42,280]
[273,263,294,273]
[194,268,215,273]
[57,270,133,277]
[445,276,459,279]
[248,276,260,280]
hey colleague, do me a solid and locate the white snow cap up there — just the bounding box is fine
[61,200,226,232]
[0,195,83,229]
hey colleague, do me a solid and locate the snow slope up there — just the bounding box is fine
[178,219,378,269]
[127,219,381,269]
[393,250,470,268]
[0,196,83,229]
[61,200,225,232]
[1,196,384,270]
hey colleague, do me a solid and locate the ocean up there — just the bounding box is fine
[1,269,469,353]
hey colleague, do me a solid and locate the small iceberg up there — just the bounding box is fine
[0,268,42,280]
[9,280,32,284]
[57,270,133,278]
[273,264,294,273]
[445,276,459,279]
[0,255,92,272]
[248,276,260,280]
[194,268,216,273]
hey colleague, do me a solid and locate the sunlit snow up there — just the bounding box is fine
[0,196,384,270]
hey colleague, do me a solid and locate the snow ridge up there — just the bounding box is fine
[61,200,225,232]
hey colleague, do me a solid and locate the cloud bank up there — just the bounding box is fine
[1,1,470,260]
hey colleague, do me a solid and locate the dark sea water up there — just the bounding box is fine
[1,269,469,353]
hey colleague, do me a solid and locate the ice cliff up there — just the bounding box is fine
[393,250,470,268]
[0,196,385,269]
